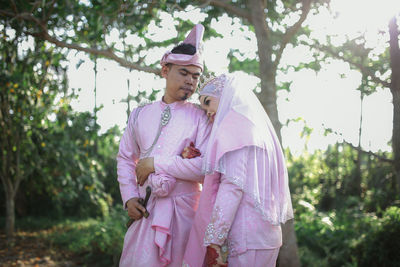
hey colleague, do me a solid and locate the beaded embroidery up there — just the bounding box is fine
[204,206,230,245]
[199,74,227,97]
[140,105,171,158]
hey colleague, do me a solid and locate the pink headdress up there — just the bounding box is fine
[198,74,225,98]
[160,24,204,70]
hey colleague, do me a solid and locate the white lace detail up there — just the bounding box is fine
[204,206,230,246]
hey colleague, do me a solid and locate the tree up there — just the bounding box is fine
[194,1,330,265]
[0,21,68,238]
[0,1,333,264]
[0,0,179,240]
[306,14,400,195]
[389,16,400,194]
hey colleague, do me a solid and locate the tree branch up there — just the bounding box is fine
[201,0,251,21]
[325,125,394,163]
[10,0,18,14]
[344,140,394,164]
[274,0,312,69]
[1,10,162,76]
[44,0,57,21]
[36,31,161,75]
[0,10,161,76]
[314,44,391,88]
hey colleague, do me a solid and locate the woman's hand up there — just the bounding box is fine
[181,142,201,159]
[205,244,228,267]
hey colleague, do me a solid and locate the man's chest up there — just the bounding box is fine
[135,107,198,157]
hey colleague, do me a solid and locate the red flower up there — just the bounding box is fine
[181,142,201,159]
[206,246,219,266]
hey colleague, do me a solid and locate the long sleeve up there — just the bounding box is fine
[148,173,176,197]
[204,148,247,246]
[154,113,211,182]
[117,109,141,208]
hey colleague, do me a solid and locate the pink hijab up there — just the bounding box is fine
[184,74,293,265]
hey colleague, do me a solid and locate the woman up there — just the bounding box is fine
[183,74,294,267]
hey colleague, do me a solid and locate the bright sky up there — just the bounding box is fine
[68,0,400,155]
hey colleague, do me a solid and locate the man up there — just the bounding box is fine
[117,24,211,266]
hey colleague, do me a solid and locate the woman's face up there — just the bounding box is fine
[199,95,219,123]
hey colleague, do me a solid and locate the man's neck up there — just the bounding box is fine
[162,96,182,104]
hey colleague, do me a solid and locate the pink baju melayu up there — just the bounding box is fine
[183,74,294,267]
[118,100,210,267]
[117,23,208,267]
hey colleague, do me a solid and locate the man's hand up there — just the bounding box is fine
[126,197,147,220]
[136,157,155,186]
[206,244,228,267]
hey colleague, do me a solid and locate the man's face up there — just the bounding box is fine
[161,64,202,103]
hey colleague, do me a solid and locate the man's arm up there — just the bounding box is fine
[117,108,145,219]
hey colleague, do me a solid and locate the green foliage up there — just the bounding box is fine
[42,206,127,266]
[288,143,399,266]
[0,19,120,220]
[355,206,400,267]
[16,105,120,218]
[0,0,223,70]
[0,19,69,218]
[227,49,259,77]
[1,1,398,265]
[296,205,400,267]
[363,158,397,213]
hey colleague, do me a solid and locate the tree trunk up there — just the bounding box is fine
[248,0,299,266]
[5,186,15,239]
[351,91,364,196]
[248,0,282,141]
[278,220,301,267]
[389,16,400,193]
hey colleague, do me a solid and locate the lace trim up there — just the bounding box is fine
[204,206,230,246]
[203,161,292,225]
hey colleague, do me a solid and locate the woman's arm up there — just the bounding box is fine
[154,114,212,182]
[204,148,248,246]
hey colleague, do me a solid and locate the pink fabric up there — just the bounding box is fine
[228,248,280,267]
[118,100,211,266]
[160,24,204,70]
[150,181,200,266]
[148,174,176,265]
[200,74,293,225]
[184,173,220,266]
[183,74,293,266]
[184,151,283,267]
[149,173,176,197]
[120,187,199,267]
